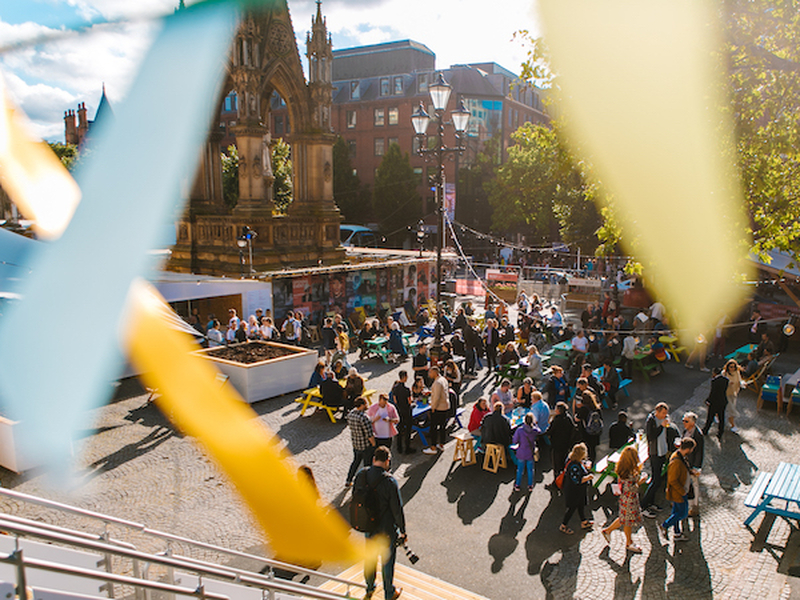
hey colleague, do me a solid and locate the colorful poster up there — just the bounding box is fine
[360,270,377,312]
[329,272,347,316]
[444,182,456,223]
[272,278,294,321]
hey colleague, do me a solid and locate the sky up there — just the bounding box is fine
[0,0,539,141]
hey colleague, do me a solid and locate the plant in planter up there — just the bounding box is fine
[195,341,318,403]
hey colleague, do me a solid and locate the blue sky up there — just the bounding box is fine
[0,0,539,141]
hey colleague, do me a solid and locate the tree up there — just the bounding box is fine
[271,137,293,214]
[486,122,601,251]
[517,3,800,263]
[457,136,499,229]
[221,145,239,209]
[372,143,420,233]
[724,0,800,260]
[48,142,80,172]
[332,136,366,222]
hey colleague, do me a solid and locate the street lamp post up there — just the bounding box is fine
[238,226,257,276]
[411,72,470,361]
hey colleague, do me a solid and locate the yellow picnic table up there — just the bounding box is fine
[294,381,376,423]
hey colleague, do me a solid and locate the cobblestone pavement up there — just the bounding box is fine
[0,342,798,600]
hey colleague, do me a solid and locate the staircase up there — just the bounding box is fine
[318,563,489,600]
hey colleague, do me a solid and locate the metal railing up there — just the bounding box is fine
[0,487,364,599]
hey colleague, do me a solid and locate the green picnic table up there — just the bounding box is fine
[592,435,649,489]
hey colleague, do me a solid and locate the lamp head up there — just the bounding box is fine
[411,102,430,136]
[429,72,452,112]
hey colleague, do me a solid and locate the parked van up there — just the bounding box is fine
[340,225,381,248]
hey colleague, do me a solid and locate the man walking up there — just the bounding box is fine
[702,367,729,441]
[345,398,375,487]
[422,366,449,455]
[642,402,678,518]
[682,411,704,517]
[391,371,414,454]
[357,446,406,600]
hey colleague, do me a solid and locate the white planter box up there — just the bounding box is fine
[0,415,34,473]
[195,341,318,404]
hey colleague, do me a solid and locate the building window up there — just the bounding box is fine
[348,140,357,158]
[412,136,421,154]
[350,81,360,100]
[380,77,390,96]
[388,137,398,148]
[394,76,403,95]
[374,138,385,156]
[388,107,399,126]
[229,120,237,127]
[346,110,357,129]
[374,108,385,126]
[426,166,437,188]
[413,167,423,183]
[274,116,283,135]
[418,73,429,93]
[219,121,226,132]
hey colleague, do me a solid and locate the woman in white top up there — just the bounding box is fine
[724,358,744,433]
[247,315,260,339]
[260,317,275,340]
[525,345,544,385]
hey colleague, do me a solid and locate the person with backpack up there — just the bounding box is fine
[573,378,603,464]
[559,442,594,534]
[546,402,577,490]
[352,446,406,600]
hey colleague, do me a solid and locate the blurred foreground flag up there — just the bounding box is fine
[539,0,752,336]
[126,279,371,565]
[0,77,81,240]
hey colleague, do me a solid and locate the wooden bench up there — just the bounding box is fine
[452,432,476,467]
[483,444,507,473]
[745,471,773,510]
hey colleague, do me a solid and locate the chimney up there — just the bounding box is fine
[64,109,77,145]
[77,102,88,145]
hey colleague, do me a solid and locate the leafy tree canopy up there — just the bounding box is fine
[486,122,601,252]
[332,136,367,222]
[517,1,800,263]
[372,143,420,233]
[457,136,499,230]
[271,137,293,214]
[221,144,239,209]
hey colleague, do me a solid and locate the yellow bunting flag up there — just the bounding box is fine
[539,0,752,337]
[125,279,380,565]
[0,75,81,240]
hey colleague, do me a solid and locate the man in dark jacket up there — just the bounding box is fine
[356,446,406,600]
[546,401,577,489]
[608,412,634,450]
[543,365,569,408]
[480,402,513,448]
[483,320,500,372]
[601,359,621,409]
[391,371,414,454]
[642,402,679,517]
[682,411,704,517]
[702,367,729,441]
[464,318,482,377]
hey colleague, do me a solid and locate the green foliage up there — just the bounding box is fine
[457,136,499,229]
[271,137,293,214]
[516,3,800,263]
[486,122,601,250]
[372,142,420,232]
[221,144,239,209]
[332,136,366,222]
[724,0,800,260]
[48,142,79,171]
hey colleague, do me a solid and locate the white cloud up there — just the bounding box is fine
[0,17,157,141]
[2,0,541,141]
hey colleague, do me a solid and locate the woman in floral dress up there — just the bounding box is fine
[601,445,647,553]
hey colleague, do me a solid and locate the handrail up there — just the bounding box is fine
[0,518,354,600]
[0,551,229,600]
[0,487,365,591]
[0,514,137,550]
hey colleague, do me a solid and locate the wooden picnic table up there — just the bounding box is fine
[294,380,376,422]
[744,462,800,529]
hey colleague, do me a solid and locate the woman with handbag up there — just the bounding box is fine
[601,446,647,553]
[559,442,594,534]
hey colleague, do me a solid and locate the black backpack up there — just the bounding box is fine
[585,410,604,436]
[350,469,381,533]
